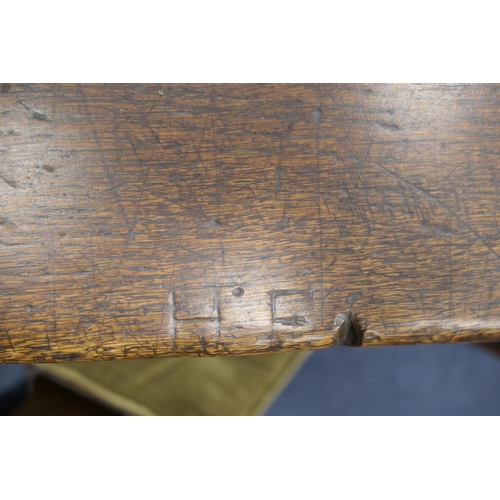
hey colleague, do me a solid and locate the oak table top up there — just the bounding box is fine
[1,83,500,363]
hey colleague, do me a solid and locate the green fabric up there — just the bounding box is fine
[38,352,309,416]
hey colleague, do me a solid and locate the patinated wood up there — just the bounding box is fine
[1,84,500,363]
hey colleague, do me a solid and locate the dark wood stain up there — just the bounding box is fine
[1,83,500,363]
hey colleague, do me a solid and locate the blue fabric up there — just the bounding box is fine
[0,365,28,415]
[0,365,26,395]
[266,344,500,415]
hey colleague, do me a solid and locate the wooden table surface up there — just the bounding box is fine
[1,83,500,363]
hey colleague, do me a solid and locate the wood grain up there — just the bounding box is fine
[1,84,500,363]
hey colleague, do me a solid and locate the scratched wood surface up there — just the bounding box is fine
[1,83,500,363]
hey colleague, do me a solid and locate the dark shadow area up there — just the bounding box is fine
[11,377,119,416]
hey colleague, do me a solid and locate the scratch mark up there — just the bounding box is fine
[214,286,221,340]
[79,87,160,301]
[17,228,102,286]
[18,100,49,121]
[0,176,19,189]
[76,85,131,229]
[196,332,209,355]
[45,325,52,351]
[103,311,147,346]
[274,316,309,326]
[48,172,58,347]
[274,121,293,206]
[206,98,266,222]
[154,213,187,352]
[33,111,48,121]
[18,100,32,110]
[347,291,362,305]
[200,217,221,230]
[275,167,284,194]
[316,107,324,325]
[209,90,222,225]
[4,329,15,352]
[377,121,400,131]
[477,250,490,316]
[377,163,500,262]
[277,217,289,230]
[167,290,176,350]
[448,227,453,320]
[129,106,209,222]
[85,195,104,345]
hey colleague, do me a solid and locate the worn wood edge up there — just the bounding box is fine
[363,322,500,346]
[6,312,500,364]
